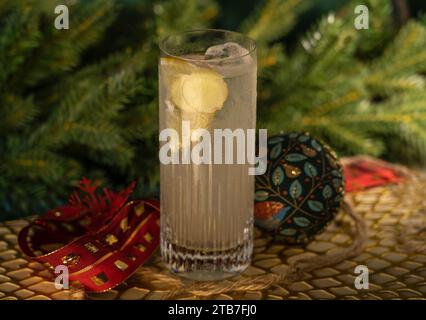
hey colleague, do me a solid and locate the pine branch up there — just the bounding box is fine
[367,21,426,94]
[386,122,426,165]
[0,179,69,218]
[262,14,359,101]
[121,101,158,142]
[59,122,128,151]
[16,0,117,87]
[257,42,287,76]
[2,0,426,219]
[0,9,41,87]
[341,0,395,57]
[39,49,150,112]
[0,95,38,132]
[30,59,143,150]
[315,122,384,156]
[366,75,424,94]
[307,91,426,160]
[298,15,358,84]
[1,145,81,183]
[155,0,218,38]
[240,0,308,43]
[84,143,134,171]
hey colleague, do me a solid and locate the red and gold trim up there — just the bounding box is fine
[18,178,160,292]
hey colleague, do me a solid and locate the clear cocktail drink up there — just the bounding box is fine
[159,30,257,280]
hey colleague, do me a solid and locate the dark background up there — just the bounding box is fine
[216,0,426,28]
[122,0,426,31]
[217,0,426,42]
[120,0,426,53]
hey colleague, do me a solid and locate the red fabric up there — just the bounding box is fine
[18,178,160,292]
[343,159,404,192]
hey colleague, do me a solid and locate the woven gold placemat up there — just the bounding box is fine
[0,175,425,300]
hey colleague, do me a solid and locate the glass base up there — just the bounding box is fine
[161,239,252,281]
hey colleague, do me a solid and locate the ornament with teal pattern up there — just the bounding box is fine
[255,132,345,244]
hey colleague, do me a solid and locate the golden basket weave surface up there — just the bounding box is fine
[0,176,425,300]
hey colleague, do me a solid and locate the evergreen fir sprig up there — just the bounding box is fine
[366,21,426,94]
[0,95,38,132]
[254,0,426,160]
[239,0,309,74]
[16,0,117,87]
[154,0,218,37]
[0,10,41,87]
[2,0,426,219]
[0,0,217,218]
[240,0,307,43]
[339,0,394,57]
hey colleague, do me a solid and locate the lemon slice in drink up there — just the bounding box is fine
[160,56,198,91]
[160,56,198,76]
[171,68,228,113]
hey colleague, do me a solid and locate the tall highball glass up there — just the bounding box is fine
[159,29,257,280]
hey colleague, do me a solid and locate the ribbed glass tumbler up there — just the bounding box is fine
[159,29,257,280]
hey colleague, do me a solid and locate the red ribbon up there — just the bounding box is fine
[343,159,404,192]
[18,178,160,292]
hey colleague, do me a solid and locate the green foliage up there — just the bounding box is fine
[155,0,218,38]
[1,0,426,219]
[240,0,308,43]
[256,0,426,160]
[0,0,218,219]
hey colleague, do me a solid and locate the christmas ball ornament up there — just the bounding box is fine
[255,132,344,244]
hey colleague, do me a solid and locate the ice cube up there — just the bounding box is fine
[205,42,249,60]
[204,42,254,77]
